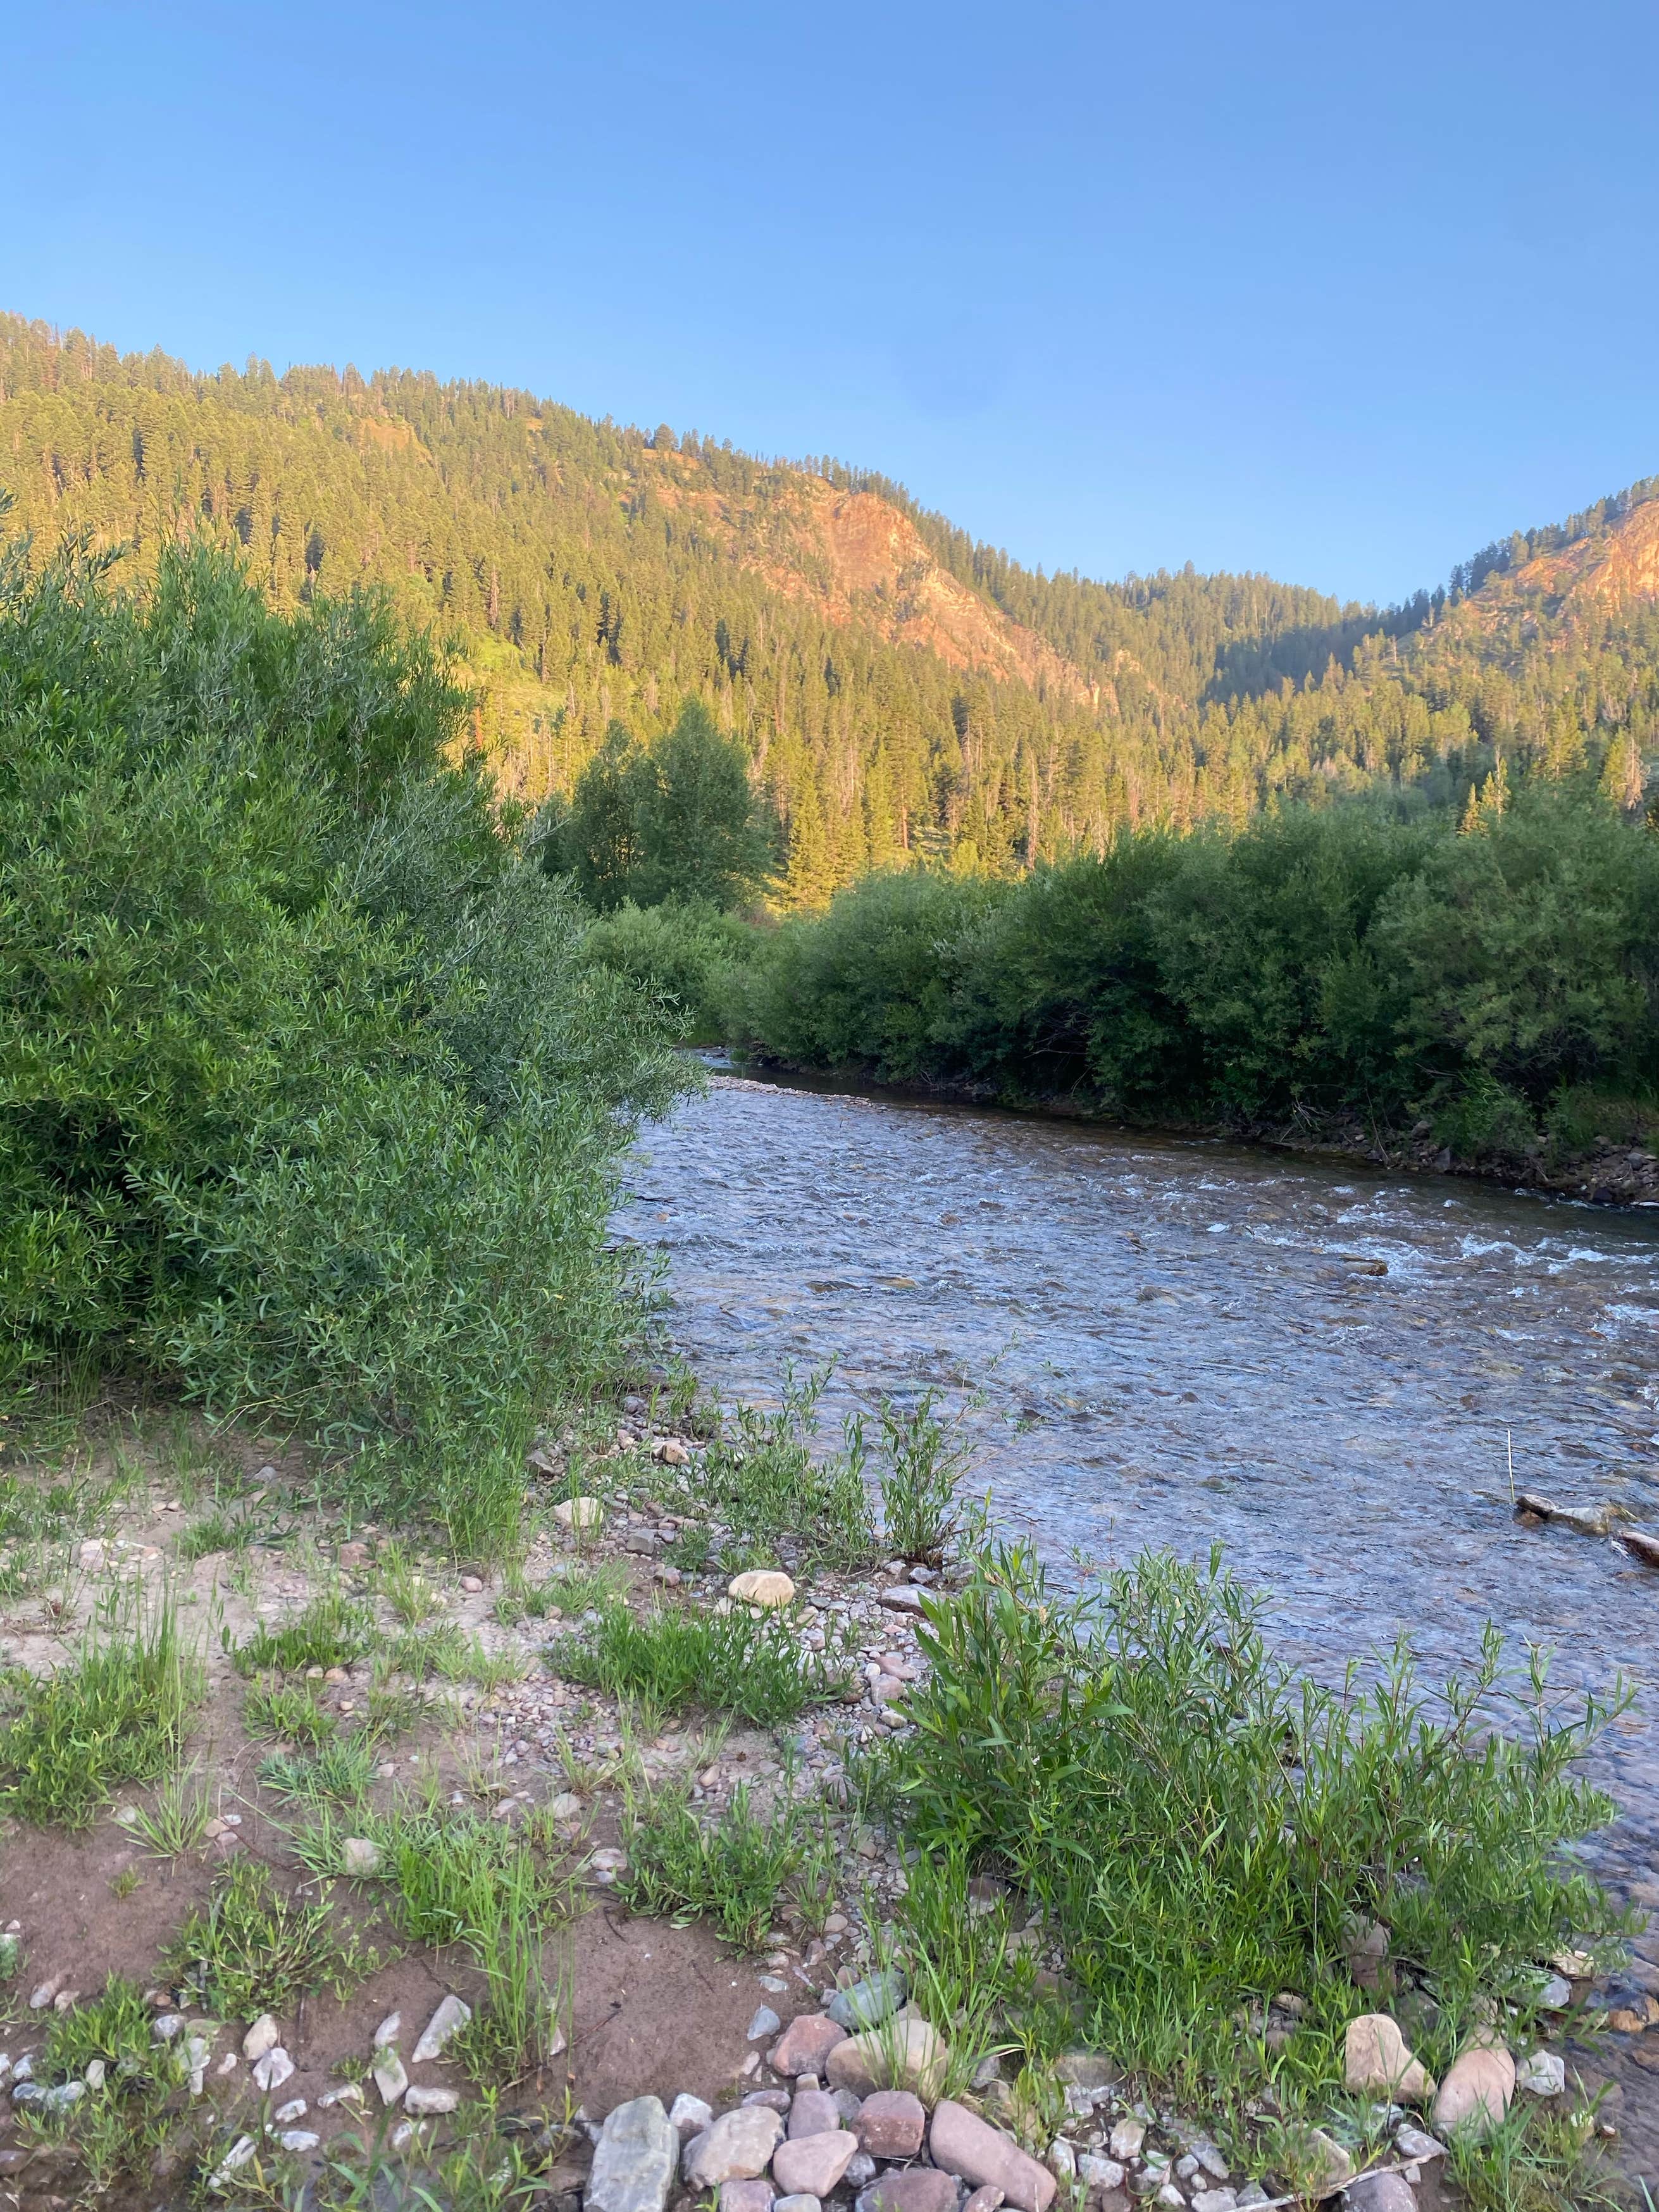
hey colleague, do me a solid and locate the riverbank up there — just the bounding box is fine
[1,1384,1651,2212]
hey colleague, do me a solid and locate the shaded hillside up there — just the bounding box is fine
[2,312,1655,898]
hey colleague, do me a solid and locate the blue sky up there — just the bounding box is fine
[3,0,1656,605]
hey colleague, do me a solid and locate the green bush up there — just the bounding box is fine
[876,1536,1629,2095]
[727,795,1659,1149]
[0,533,684,1548]
[578,897,754,1042]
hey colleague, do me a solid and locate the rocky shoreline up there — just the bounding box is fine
[0,1396,1651,2209]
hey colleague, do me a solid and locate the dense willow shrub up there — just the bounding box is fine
[0,531,682,1546]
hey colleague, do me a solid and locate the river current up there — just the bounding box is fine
[615,1067,1659,2155]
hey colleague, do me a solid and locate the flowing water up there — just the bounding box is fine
[616,1067,1659,2160]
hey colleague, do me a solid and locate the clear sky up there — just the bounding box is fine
[3,0,1656,606]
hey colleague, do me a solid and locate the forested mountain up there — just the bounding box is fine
[3,309,1655,902]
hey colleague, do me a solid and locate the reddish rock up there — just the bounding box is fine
[858,2171,960,2212]
[1432,2046,1514,2141]
[789,2091,843,2139]
[930,2101,1057,2212]
[771,2015,852,2078]
[854,2091,926,2159]
[964,2191,1005,2212]
[773,2131,859,2199]
[721,2184,776,2212]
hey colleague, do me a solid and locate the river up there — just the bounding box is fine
[615,1067,1659,2158]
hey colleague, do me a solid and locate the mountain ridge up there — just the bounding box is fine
[2,310,1655,897]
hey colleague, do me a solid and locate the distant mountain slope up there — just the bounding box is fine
[1,312,1654,897]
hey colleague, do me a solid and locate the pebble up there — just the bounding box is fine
[747,2006,783,2041]
[1345,2015,1433,2102]
[555,1497,605,1531]
[1514,2048,1566,2098]
[374,2047,410,2104]
[776,2197,821,2212]
[342,1836,383,1875]
[826,1972,908,2032]
[772,2128,860,2198]
[684,2104,785,2187]
[373,2011,402,2049]
[1109,2120,1146,2161]
[852,2089,926,2158]
[273,2099,308,2123]
[827,2018,948,2101]
[858,2173,960,2212]
[1078,2159,1125,2196]
[461,1575,484,1593]
[789,2089,843,2139]
[1344,2177,1415,2212]
[413,1993,472,2062]
[669,2093,714,2138]
[252,2047,294,2094]
[242,2013,281,2062]
[406,2084,461,2115]
[729,1570,797,1609]
[719,2185,776,2212]
[209,2135,259,2189]
[930,2097,1058,2212]
[279,2129,321,2151]
[771,2014,854,2076]
[1432,2046,1513,2139]
[1392,2125,1446,2163]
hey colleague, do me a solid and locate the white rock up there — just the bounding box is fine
[1191,2193,1237,2212]
[1393,2125,1446,2162]
[406,2084,461,2115]
[1515,2049,1566,2097]
[252,2047,294,2094]
[1078,2156,1127,2196]
[279,2130,321,2151]
[373,2047,409,2104]
[84,2059,106,2090]
[412,1994,472,2063]
[1048,2138,1077,2182]
[275,2098,308,2123]
[746,2006,782,2041]
[320,2084,366,2108]
[342,1837,383,1876]
[152,2013,187,2042]
[209,2135,258,2190]
[669,2092,714,2139]
[555,1496,605,1531]
[242,2014,281,2061]
[216,2054,239,2077]
[550,1793,585,1822]
[373,2011,402,2048]
[1110,2119,1146,2161]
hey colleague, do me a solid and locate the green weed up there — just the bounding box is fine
[245,1679,339,1745]
[550,1598,850,1727]
[40,1974,177,2093]
[616,1782,805,1951]
[495,1557,630,1624]
[697,1367,878,1569]
[0,1589,202,1826]
[873,1390,972,1562]
[388,1623,524,1689]
[874,1533,1631,2127]
[177,1507,260,1563]
[166,1860,366,2018]
[259,1734,379,1805]
[233,1589,370,1675]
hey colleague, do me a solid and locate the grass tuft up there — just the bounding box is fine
[616,1781,805,1951]
[232,1589,370,1675]
[166,1860,367,2019]
[0,1588,201,1826]
[550,1598,850,1727]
